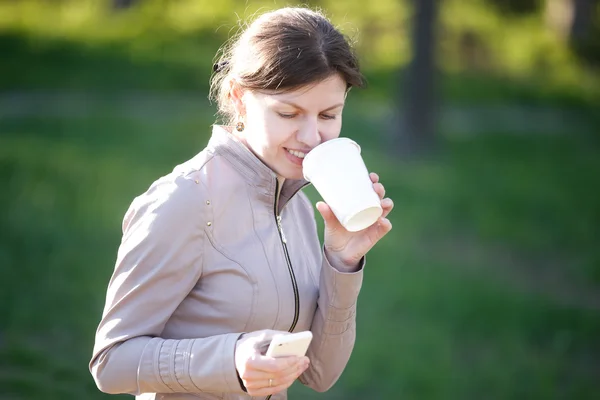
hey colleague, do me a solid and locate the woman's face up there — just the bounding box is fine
[235,74,347,180]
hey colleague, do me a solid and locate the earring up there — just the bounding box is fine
[236,121,245,132]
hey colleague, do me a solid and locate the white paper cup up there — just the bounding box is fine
[303,138,383,232]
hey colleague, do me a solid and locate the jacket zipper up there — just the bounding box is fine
[266,180,301,400]
[276,214,300,332]
[274,179,300,333]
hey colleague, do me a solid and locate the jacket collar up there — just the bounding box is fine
[208,125,310,213]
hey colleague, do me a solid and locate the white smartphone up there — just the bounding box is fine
[265,331,313,358]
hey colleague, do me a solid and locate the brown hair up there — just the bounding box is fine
[210,7,365,124]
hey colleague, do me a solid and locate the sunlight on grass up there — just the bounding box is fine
[1,1,599,399]
[2,99,599,399]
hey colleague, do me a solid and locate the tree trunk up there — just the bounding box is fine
[395,0,439,156]
[113,0,137,10]
[569,0,595,41]
[545,0,595,40]
[545,0,599,65]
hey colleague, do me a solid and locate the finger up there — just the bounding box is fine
[252,330,288,355]
[242,358,304,387]
[248,354,301,373]
[363,214,393,245]
[381,198,394,219]
[373,182,385,200]
[375,216,393,236]
[254,329,286,344]
[370,172,379,183]
[247,379,295,397]
[245,360,308,390]
[242,330,284,354]
[245,362,310,396]
[316,201,342,231]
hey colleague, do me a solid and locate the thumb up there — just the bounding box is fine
[316,201,341,229]
[251,330,284,355]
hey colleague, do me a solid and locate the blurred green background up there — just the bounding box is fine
[1,0,599,399]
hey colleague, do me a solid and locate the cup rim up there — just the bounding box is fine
[304,137,361,163]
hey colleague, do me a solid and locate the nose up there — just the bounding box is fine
[296,117,322,148]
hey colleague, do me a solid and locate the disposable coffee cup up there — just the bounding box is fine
[303,138,383,232]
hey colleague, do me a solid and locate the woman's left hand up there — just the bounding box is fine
[316,172,394,272]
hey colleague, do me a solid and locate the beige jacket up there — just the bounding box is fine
[90,126,364,400]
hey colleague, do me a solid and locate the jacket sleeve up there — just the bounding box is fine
[89,173,245,396]
[299,250,364,392]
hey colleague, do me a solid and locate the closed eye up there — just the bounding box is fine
[277,112,337,120]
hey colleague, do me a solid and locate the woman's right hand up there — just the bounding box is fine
[234,330,310,396]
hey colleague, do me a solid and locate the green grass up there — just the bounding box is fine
[1,13,600,399]
[1,95,599,399]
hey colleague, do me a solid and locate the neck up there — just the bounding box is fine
[276,175,285,198]
[230,126,283,185]
[231,126,262,168]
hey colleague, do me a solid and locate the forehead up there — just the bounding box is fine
[256,75,347,105]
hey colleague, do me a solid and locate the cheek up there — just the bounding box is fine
[246,108,276,145]
[263,115,295,145]
[321,119,343,141]
[250,114,290,157]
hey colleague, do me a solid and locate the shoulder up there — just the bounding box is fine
[122,150,215,234]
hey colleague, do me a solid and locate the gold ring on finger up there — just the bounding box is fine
[269,378,273,387]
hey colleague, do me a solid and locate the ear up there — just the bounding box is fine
[228,78,246,117]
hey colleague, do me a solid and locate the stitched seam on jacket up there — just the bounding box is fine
[327,264,358,309]
[221,337,232,392]
[324,318,355,336]
[296,193,320,287]
[185,339,205,393]
[156,340,176,392]
[204,232,256,331]
[191,154,256,333]
[329,269,338,308]
[165,340,180,392]
[214,146,272,192]
[248,187,281,330]
[308,304,329,366]
[137,339,153,395]
[171,340,186,392]
[179,151,214,180]
[326,306,356,322]
[327,303,355,310]
[324,274,355,333]
[243,188,263,331]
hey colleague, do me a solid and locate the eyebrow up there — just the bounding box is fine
[276,100,344,112]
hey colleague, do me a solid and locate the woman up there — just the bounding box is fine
[90,7,394,400]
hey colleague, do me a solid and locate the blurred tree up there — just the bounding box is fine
[546,0,600,66]
[569,0,600,66]
[487,0,542,15]
[396,0,439,156]
[569,0,596,40]
[458,29,493,72]
[113,0,137,10]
